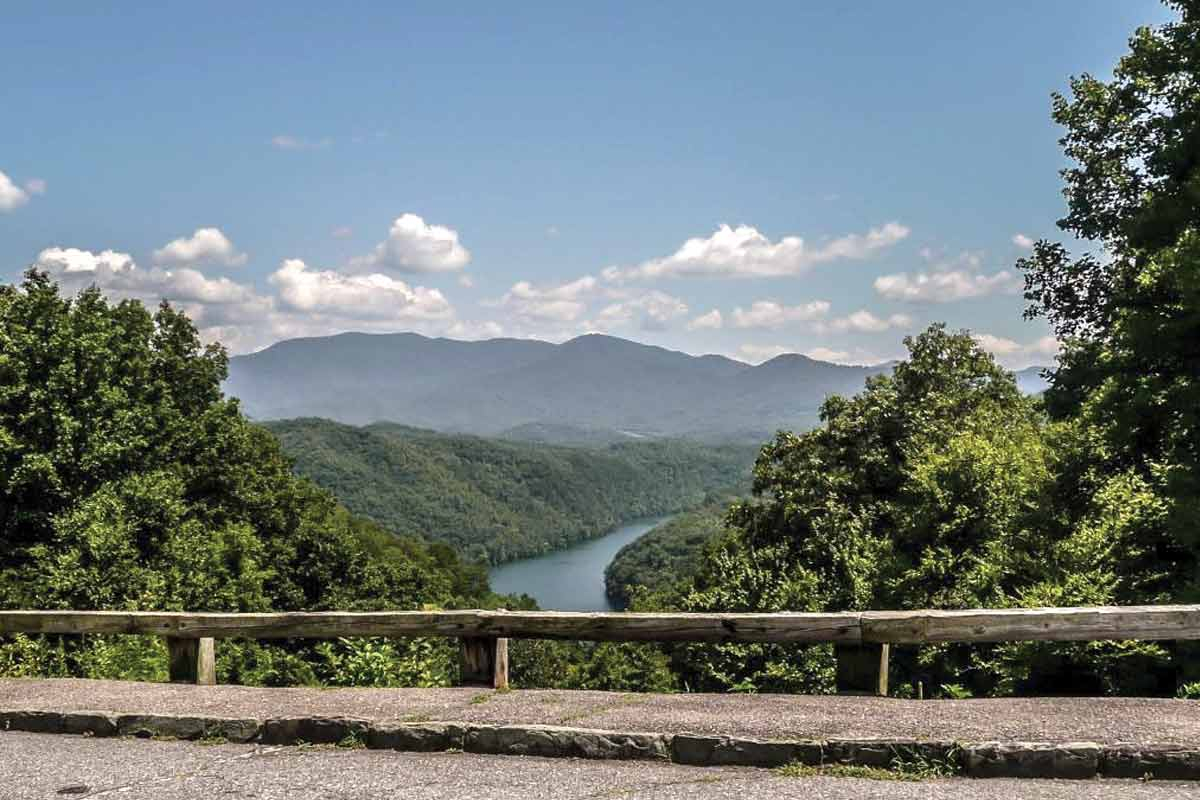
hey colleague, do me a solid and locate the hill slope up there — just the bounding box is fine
[266,418,754,564]
[604,502,730,609]
[229,332,889,441]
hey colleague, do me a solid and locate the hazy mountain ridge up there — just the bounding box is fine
[227,332,898,441]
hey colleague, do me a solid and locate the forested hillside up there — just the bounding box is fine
[266,419,754,564]
[604,501,730,610]
[0,273,498,686]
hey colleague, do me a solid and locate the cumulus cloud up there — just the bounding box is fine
[686,309,723,331]
[873,269,1020,303]
[736,343,794,364]
[34,246,135,275]
[815,310,912,334]
[973,333,1060,368]
[0,170,41,212]
[153,227,248,267]
[603,221,909,282]
[591,290,689,332]
[28,245,485,355]
[803,346,851,362]
[492,275,598,323]
[350,213,471,274]
[270,259,453,320]
[1013,233,1035,250]
[730,300,831,329]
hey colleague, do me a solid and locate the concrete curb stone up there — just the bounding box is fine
[367,722,468,752]
[963,742,1102,779]
[261,716,369,746]
[1102,744,1200,780]
[464,724,670,761]
[115,713,259,742]
[3,708,1199,779]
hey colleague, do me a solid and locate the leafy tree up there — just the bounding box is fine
[0,270,491,683]
[1019,2,1200,607]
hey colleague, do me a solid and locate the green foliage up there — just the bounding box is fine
[509,640,677,692]
[314,637,456,688]
[0,271,493,684]
[265,418,753,564]
[604,496,733,610]
[1012,2,1200,693]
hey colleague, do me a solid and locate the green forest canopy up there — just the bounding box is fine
[266,418,753,565]
[0,272,498,685]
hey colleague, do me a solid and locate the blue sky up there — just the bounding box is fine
[0,1,1175,366]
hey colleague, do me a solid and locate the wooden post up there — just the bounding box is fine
[834,642,888,696]
[166,637,216,685]
[459,636,508,689]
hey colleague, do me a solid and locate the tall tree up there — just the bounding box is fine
[1019,0,1200,603]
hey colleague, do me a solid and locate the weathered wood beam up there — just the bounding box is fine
[165,636,215,685]
[1,605,1197,645]
[859,606,1200,643]
[0,610,863,643]
[459,636,508,689]
[834,643,889,696]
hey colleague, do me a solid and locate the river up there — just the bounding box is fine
[487,516,672,611]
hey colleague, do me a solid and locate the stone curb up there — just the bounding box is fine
[2,709,1198,780]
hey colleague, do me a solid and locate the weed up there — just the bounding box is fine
[336,730,367,749]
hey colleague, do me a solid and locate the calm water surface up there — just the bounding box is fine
[488,516,672,611]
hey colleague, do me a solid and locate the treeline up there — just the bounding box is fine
[604,499,731,610]
[608,6,1200,698]
[0,272,499,685]
[265,418,754,565]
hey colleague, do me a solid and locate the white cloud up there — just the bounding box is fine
[604,221,909,282]
[350,213,471,274]
[686,309,723,331]
[30,245,482,355]
[803,346,851,362]
[153,227,248,267]
[0,170,35,212]
[591,290,688,332]
[447,319,504,340]
[270,135,332,150]
[736,343,793,364]
[815,310,912,334]
[457,274,475,289]
[1013,233,1035,250]
[730,300,831,329]
[34,246,135,275]
[270,259,453,320]
[331,226,354,239]
[873,270,1020,303]
[493,275,598,323]
[973,333,1060,368]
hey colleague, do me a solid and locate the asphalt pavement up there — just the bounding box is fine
[2,731,1196,800]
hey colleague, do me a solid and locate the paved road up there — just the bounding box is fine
[0,732,1194,800]
[5,678,1199,744]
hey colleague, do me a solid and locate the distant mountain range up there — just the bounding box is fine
[225,332,1050,443]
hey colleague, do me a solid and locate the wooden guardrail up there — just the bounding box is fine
[2,605,1197,694]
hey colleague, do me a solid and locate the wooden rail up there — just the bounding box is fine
[2,605,1197,693]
